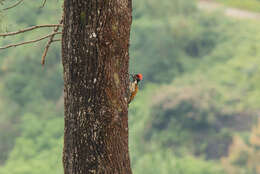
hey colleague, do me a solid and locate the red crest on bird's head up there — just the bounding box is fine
[135,74,143,81]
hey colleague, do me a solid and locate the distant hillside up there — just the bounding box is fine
[198,0,260,20]
[1,0,260,174]
[216,0,260,12]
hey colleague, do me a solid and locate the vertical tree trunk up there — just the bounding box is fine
[62,0,132,174]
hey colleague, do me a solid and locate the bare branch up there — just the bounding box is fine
[0,32,61,50]
[41,34,60,65]
[0,24,62,37]
[41,38,61,65]
[2,0,24,11]
[41,19,63,65]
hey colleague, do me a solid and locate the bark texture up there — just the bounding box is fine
[62,0,132,174]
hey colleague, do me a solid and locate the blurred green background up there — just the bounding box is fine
[1,0,260,173]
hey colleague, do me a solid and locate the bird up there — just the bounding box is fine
[128,73,143,104]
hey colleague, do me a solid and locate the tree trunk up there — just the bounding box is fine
[62,0,132,174]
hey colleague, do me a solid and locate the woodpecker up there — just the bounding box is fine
[128,73,143,104]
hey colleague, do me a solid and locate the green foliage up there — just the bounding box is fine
[221,119,260,174]
[0,114,63,174]
[133,151,224,174]
[129,2,260,172]
[129,85,227,173]
[136,18,260,161]
[0,0,63,165]
[1,0,260,173]
[130,0,234,83]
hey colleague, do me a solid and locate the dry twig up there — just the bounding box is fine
[41,19,63,65]
[2,0,24,11]
[0,24,62,37]
[0,32,61,49]
[0,4,63,66]
[41,38,62,65]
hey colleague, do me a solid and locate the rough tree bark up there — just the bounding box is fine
[62,0,132,174]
